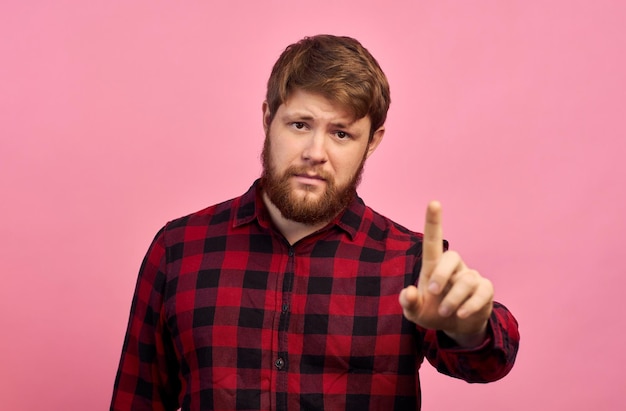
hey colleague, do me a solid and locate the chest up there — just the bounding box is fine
[162,236,420,373]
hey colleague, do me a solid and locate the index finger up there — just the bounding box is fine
[421,200,443,277]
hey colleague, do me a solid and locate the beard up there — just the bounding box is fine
[260,136,366,226]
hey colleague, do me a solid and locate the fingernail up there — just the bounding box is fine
[439,305,450,317]
[428,282,440,294]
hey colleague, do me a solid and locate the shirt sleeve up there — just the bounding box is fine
[421,301,520,383]
[111,227,181,411]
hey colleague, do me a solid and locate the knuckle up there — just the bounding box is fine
[443,250,460,261]
[443,285,467,305]
[456,270,479,287]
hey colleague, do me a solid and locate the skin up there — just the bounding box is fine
[263,89,494,347]
[261,89,384,244]
[399,201,494,347]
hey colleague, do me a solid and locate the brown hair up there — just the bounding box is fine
[265,35,391,139]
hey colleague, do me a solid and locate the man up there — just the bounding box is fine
[111,34,519,410]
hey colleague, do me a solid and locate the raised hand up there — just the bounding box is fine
[398,201,494,346]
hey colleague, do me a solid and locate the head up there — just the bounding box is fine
[265,35,390,141]
[261,35,391,225]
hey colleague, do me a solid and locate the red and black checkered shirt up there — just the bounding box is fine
[111,181,519,410]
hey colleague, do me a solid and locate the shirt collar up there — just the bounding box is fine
[233,179,365,241]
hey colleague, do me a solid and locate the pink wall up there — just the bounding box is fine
[1,1,625,409]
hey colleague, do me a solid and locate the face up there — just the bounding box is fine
[261,89,384,225]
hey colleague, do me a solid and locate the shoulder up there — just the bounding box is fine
[164,182,258,234]
[157,194,244,250]
[364,205,450,254]
[167,197,238,229]
[354,201,425,252]
[365,202,422,238]
[341,196,422,244]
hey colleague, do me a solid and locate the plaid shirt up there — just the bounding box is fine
[111,181,519,410]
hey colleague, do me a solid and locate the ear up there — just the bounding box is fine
[262,101,272,132]
[365,126,385,159]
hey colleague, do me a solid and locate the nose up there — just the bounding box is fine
[302,131,328,164]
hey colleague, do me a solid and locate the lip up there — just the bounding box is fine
[293,174,326,185]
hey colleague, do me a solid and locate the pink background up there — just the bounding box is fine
[1,1,625,409]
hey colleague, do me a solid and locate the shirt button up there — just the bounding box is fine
[274,358,285,370]
[281,303,289,313]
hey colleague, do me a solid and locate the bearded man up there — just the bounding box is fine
[111,34,519,411]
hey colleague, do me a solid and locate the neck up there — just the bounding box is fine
[262,192,329,245]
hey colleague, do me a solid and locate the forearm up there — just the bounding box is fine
[424,301,520,383]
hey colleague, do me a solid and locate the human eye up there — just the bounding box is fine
[334,130,351,140]
[291,121,307,130]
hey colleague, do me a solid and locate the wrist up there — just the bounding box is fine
[444,323,489,348]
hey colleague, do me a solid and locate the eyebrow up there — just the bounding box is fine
[282,112,356,129]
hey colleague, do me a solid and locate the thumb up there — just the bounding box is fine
[399,285,422,320]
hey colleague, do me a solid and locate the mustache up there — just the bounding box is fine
[285,166,333,181]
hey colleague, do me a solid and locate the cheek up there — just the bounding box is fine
[274,139,305,163]
[268,140,296,171]
[330,157,357,181]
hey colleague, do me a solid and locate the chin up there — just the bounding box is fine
[290,192,321,206]
[292,182,325,196]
